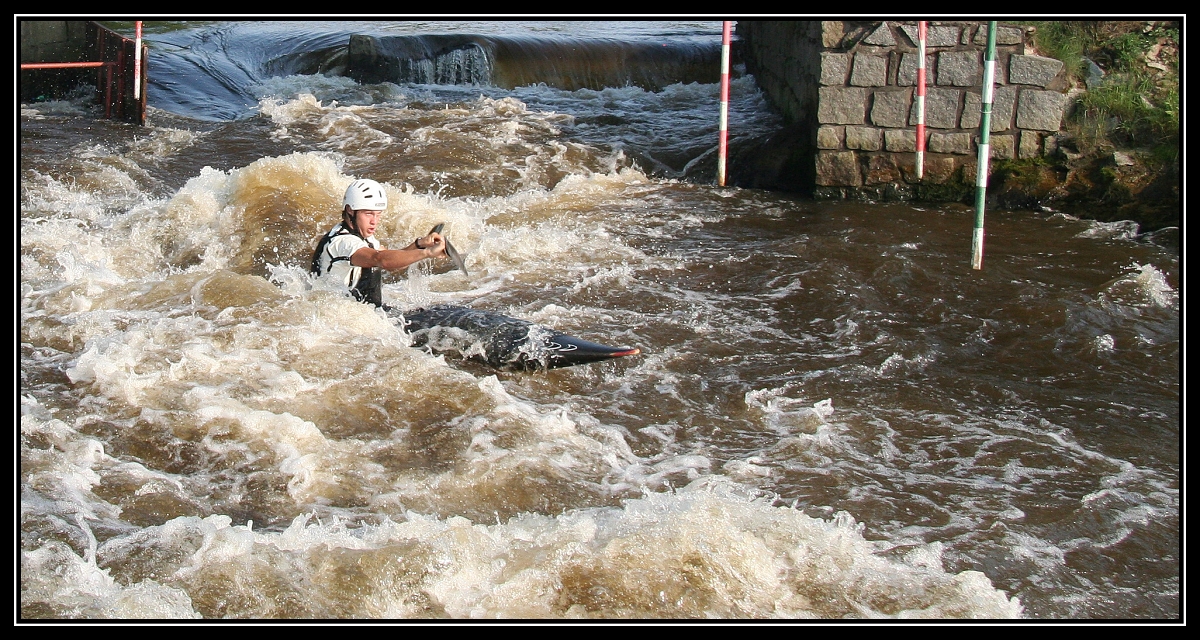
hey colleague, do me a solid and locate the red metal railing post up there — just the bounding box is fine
[104,64,112,118]
[116,44,126,119]
[19,62,106,69]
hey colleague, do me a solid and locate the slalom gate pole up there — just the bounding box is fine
[717,20,731,187]
[915,21,926,180]
[134,21,142,100]
[972,21,997,270]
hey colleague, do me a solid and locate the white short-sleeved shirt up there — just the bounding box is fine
[315,223,380,290]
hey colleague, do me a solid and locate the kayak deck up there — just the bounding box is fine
[394,304,640,371]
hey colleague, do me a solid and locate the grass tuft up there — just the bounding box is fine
[1021,20,1179,161]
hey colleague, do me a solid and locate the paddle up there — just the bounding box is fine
[430,223,468,276]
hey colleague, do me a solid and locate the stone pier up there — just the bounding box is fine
[736,20,1068,200]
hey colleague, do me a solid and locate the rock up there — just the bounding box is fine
[1113,151,1135,166]
[1083,57,1106,89]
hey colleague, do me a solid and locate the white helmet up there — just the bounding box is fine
[343,178,388,211]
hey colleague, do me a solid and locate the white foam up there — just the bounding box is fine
[121,478,1022,618]
[745,388,834,435]
[22,541,201,619]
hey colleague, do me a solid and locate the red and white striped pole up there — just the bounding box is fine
[133,21,143,100]
[717,20,731,187]
[915,20,926,180]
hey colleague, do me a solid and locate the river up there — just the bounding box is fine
[19,20,1180,622]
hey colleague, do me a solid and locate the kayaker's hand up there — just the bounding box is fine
[415,232,446,258]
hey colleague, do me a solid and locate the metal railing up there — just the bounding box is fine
[19,21,146,125]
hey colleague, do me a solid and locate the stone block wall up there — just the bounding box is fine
[20,20,92,63]
[20,21,96,103]
[737,20,1069,200]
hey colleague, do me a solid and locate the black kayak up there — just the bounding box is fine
[393,304,640,371]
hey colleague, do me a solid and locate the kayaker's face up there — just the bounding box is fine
[354,209,382,237]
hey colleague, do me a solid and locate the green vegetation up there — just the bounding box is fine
[977,21,1180,230]
[1024,21,1088,81]
[991,156,1051,189]
[915,180,974,203]
[1022,20,1179,165]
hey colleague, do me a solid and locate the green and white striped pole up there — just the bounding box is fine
[972,21,997,270]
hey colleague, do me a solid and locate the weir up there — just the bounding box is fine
[346,34,723,91]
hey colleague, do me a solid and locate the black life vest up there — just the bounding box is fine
[310,223,383,307]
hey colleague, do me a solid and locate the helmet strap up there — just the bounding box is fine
[342,206,362,237]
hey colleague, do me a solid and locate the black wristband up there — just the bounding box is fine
[414,238,425,250]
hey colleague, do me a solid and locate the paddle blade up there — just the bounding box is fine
[429,223,468,275]
[444,238,468,275]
